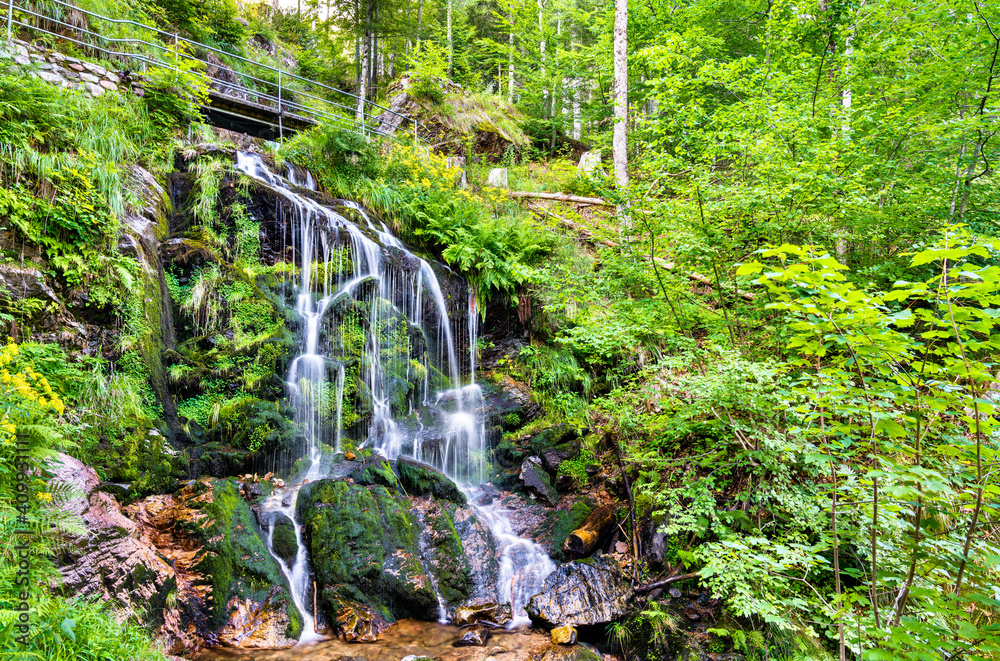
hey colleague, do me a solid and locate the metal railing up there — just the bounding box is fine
[3,0,424,144]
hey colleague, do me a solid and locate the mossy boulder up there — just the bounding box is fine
[396,457,466,505]
[529,424,580,456]
[183,478,302,638]
[298,479,438,622]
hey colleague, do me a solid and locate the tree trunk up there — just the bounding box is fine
[612,0,629,227]
[507,12,515,103]
[356,0,373,122]
[539,0,547,114]
[416,0,423,51]
[562,506,617,559]
[509,191,610,205]
[447,0,453,75]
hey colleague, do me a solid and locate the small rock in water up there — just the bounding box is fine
[457,624,491,646]
[551,625,578,645]
[345,450,356,461]
[333,596,388,642]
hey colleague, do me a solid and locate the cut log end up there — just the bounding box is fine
[562,505,617,560]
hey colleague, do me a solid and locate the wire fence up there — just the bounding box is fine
[3,0,424,143]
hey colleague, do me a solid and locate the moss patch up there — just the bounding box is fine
[299,479,438,621]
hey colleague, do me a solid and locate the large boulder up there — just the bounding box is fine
[298,479,438,622]
[526,556,633,627]
[0,264,59,302]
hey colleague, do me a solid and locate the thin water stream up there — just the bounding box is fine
[234,152,555,644]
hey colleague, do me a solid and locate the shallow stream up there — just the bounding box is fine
[195,620,553,661]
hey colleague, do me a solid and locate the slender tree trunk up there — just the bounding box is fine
[355,0,362,87]
[405,0,411,58]
[356,0,373,121]
[416,0,424,52]
[573,27,582,141]
[613,0,629,227]
[447,0,453,75]
[539,0,547,114]
[508,11,515,103]
[554,15,562,120]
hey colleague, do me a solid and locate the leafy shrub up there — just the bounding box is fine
[142,43,211,125]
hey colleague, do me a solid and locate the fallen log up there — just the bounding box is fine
[562,505,618,560]
[509,191,612,206]
[634,572,701,593]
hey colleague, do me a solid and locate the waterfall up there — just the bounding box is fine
[235,152,554,639]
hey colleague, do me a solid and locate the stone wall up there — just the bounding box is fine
[4,38,134,97]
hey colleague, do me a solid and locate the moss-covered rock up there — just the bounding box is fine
[396,457,466,505]
[548,501,595,561]
[298,479,438,622]
[184,478,301,638]
[352,458,399,488]
[269,518,298,565]
[529,424,581,456]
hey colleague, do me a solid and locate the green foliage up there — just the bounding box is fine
[0,342,162,658]
[8,595,169,661]
[141,43,211,125]
[407,42,450,102]
[149,0,247,48]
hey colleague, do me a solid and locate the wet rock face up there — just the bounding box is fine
[0,264,59,302]
[526,556,633,627]
[325,593,390,642]
[215,589,296,648]
[520,457,559,506]
[453,603,512,627]
[55,460,298,653]
[299,479,438,622]
[449,505,501,606]
[397,457,466,505]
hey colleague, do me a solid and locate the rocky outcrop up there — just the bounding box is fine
[325,593,390,642]
[526,555,633,627]
[53,454,177,630]
[126,478,300,650]
[454,602,512,626]
[55,461,299,654]
[0,264,59,302]
[6,39,132,97]
[520,457,559,505]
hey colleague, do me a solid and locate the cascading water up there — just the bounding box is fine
[234,151,553,640]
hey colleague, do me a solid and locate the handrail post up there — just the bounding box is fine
[278,69,283,141]
[7,0,14,41]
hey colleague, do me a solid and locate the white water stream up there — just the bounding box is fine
[235,152,554,641]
